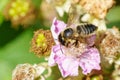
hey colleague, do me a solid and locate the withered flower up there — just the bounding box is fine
[12,64,35,80]
[12,63,52,80]
[100,27,120,64]
[79,0,115,19]
[30,29,55,57]
[4,0,36,28]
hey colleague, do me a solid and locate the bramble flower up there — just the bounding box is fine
[12,63,52,80]
[99,27,120,64]
[4,0,36,28]
[48,18,101,77]
[8,0,29,19]
[79,0,115,19]
[30,29,55,57]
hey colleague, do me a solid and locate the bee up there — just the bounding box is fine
[58,23,98,47]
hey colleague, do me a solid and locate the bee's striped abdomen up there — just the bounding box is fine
[77,23,98,35]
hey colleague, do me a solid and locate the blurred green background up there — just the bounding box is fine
[0,0,120,80]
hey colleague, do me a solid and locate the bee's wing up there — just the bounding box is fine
[67,4,85,27]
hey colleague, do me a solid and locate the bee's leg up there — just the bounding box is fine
[75,40,79,48]
[71,39,78,47]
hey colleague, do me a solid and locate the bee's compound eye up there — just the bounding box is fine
[63,28,73,38]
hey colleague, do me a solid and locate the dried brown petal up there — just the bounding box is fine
[30,29,55,57]
[79,0,115,19]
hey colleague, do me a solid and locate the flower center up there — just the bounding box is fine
[9,0,29,20]
[63,42,87,58]
[36,33,47,48]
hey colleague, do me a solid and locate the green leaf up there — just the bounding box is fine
[31,0,42,8]
[107,6,120,28]
[0,12,4,25]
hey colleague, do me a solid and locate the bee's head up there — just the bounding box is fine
[58,28,73,46]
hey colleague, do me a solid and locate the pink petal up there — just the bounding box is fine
[48,44,79,77]
[79,48,101,75]
[48,44,64,66]
[58,57,79,77]
[48,51,56,66]
[51,18,66,44]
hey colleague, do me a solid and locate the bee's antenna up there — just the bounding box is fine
[60,45,64,54]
